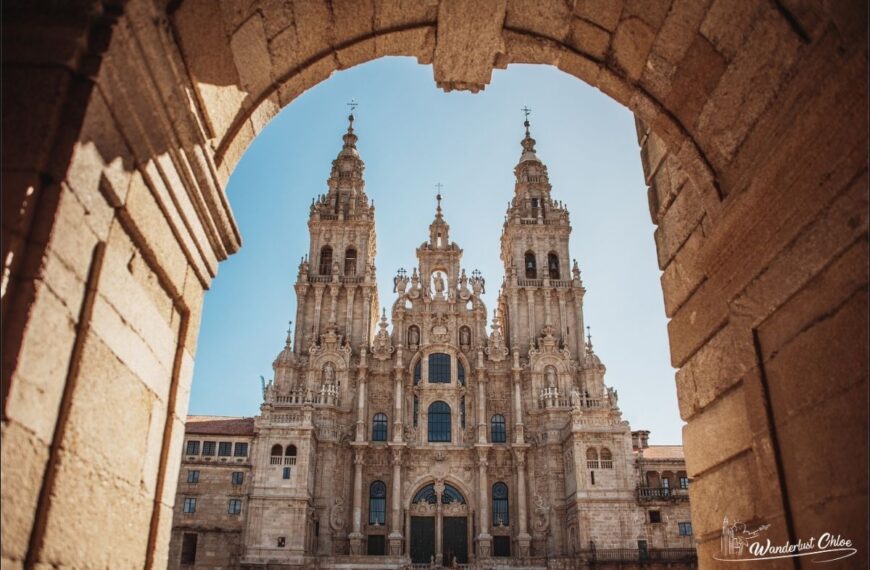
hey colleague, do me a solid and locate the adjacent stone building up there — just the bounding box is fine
[168,117,696,569]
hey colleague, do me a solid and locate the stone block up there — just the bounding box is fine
[573,0,624,32]
[682,384,751,477]
[687,452,759,538]
[662,34,726,134]
[230,12,274,95]
[375,26,436,63]
[653,179,705,269]
[567,16,611,60]
[675,322,755,420]
[434,0,507,92]
[609,16,656,81]
[699,0,764,61]
[373,0,438,29]
[620,0,673,29]
[331,0,376,44]
[0,419,50,563]
[505,0,574,41]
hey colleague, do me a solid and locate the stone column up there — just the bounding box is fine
[393,347,404,442]
[313,285,325,338]
[434,481,445,565]
[356,350,368,442]
[476,447,492,557]
[345,285,356,342]
[388,446,405,555]
[542,286,552,326]
[349,446,366,554]
[476,349,487,444]
[294,284,308,352]
[557,290,568,348]
[512,352,525,443]
[328,282,340,325]
[514,447,532,557]
[509,285,520,347]
[525,288,536,341]
[574,293,585,358]
[362,288,373,345]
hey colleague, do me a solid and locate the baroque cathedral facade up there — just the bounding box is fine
[168,116,695,569]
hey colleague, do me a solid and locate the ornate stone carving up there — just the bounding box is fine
[371,309,395,361]
[485,316,509,362]
[532,494,550,534]
[330,497,346,532]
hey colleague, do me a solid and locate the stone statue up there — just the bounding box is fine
[323,363,335,384]
[545,366,557,388]
[408,326,420,346]
[433,272,445,296]
[460,327,470,346]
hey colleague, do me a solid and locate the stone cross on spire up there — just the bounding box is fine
[435,183,444,217]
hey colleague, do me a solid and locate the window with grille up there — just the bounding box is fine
[368,481,387,525]
[679,476,689,489]
[414,361,421,385]
[232,471,244,485]
[183,498,196,514]
[185,440,200,455]
[218,442,232,456]
[427,401,451,442]
[202,441,216,456]
[319,246,333,275]
[458,361,465,385]
[234,442,248,457]
[228,499,242,515]
[492,483,509,526]
[371,413,388,442]
[428,353,451,383]
[186,470,199,484]
[491,415,507,443]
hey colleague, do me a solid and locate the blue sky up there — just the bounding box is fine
[190,57,684,445]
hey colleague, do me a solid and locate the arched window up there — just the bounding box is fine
[368,481,386,525]
[270,444,283,456]
[458,361,465,386]
[428,353,451,383]
[412,484,437,504]
[586,447,599,469]
[319,246,333,275]
[548,252,560,279]
[600,447,613,468]
[413,361,421,385]
[524,251,537,279]
[286,444,297,457]
[491,414,507,443]
[371,413,388,442]
[428,401,451,442]
[492,482,509,526]
[344,247,357,275]
[442,484,466,504]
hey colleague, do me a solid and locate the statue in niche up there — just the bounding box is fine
[545,366,557,389]
[322,363,336,385]
[460,327,471,347]
[408,326,420,347]
[433,272,446,296]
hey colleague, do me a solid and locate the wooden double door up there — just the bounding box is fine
[410,516,468,564]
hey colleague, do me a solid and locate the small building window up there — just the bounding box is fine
[277,537,286,548]
[283,467,292,479]
[183,498,196,514]
[590,471,595,485]
[180,533,197,565]
[586,447,599,469]
[427,401,451,442]
[413,361,421,385]
[548,252,560,279]
[186,470,199,484]
[368,481,387,525]
[344,247,357,275]
[228,499,242,515]
[491,415,507,443]
[202,441,216,456]
[600,447,613,468]
[185,440,200,455]
[662,477,670,489]
[285,445,297,457]
[218,442,232,456]
[232,471,244,485]
[234,442,248,457]
[649,510,662,524]
[679,476,690,489]
[319,246,333,275]
[372,413,388,442]
[458,361,465,386]
[270,444,283,456]
[492,482,509,526]
[525,251,537,279]
[428,353,451,383]
[678,522,693,536]
[413,395,419,427]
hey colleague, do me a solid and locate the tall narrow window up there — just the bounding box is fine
[319,246,333,275]
[492,483,509,526]
[428,353,451,383]
[202,441,216,456]
[427,401,451,442]
[371,413,388,442]
[460,396,466,429]
[180,533,197,565]
[368,481,387,525]
[491,415,507,443]
[228,499,242,515]
[344,247,357,275]
[232,472,244,485]
[413,361,421,385]
[413,395,419,427]
[285,445,297,457]
[183,498,197,514]
[185,440,200,455]
[547,252,560,279]
[283,467,292,479]
[270,444,283,456]
[218,442,232,456]
[234,442,248,457]
[187,470,199,484]
[525,251,537,279]
[458,361,465,386]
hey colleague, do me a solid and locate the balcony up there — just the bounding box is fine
[636,486,689,502]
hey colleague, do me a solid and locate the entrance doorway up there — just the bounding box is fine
[443,517,468,564]
[410,517,435,564]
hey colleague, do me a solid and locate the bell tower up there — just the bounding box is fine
[292,111,379,356]
[498,114,587,358]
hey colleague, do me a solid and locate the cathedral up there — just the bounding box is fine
[167,115,695,569]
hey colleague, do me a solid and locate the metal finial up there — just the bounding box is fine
[521,105,532,135]
[346,98,358,117]
[586,326,592,347]
[435,183,444,212]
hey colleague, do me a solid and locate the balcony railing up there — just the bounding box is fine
[636,486,689,501]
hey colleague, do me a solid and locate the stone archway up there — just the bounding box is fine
[2,1,867,568]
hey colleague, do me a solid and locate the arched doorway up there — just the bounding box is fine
[409,482,470,565]
[1,1,866,568]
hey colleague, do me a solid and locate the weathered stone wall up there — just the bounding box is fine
[2,0,866,568]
